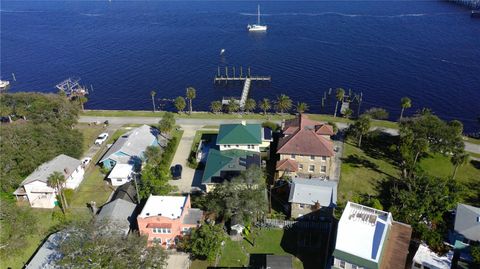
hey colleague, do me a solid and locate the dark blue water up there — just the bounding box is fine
[1,1,479,131]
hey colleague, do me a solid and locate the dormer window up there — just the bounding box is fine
[291,154,296,159]
[310,156,315,161]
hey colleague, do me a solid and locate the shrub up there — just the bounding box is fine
[262,121,279,131]
[365,107,389,120]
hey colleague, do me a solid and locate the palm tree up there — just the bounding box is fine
[334,88,345,118]
[227,98,239,114]
[78,96,88,111]
[210,101,223,114]
[351,114,371,147]
[400,97,412,120]
[150,90,156,112]
[275,94,292,114]
[47,171,68,213]
[186,87,196,115]
[451,150,469,180]
[259,98,271,116]
[343,108,353,119]
[244,99,256,114]
[296,102,308,114]
[174,96,186,113]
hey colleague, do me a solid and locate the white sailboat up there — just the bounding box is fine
[247,5,267,32]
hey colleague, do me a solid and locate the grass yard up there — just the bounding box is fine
[339,140,399,203]
[75,123,106,154]
[70,166,114,208]
[339,135,480,205]
[165,128,184,167]
[191,229,304,269]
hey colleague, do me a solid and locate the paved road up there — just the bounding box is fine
[79,116,480,154]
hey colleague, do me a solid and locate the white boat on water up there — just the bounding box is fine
[247,5,267,32]
[0,80,10,90]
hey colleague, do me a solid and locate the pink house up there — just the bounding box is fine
[137,195,203,248]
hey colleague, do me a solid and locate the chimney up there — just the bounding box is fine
[241,120,246,126]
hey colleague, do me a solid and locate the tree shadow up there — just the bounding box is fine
[373,175,400,210]
[361,131,400,166]
[470,159,480,170]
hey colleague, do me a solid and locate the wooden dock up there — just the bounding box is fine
[215,66,270,110]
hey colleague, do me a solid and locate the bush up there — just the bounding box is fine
[327,121,338,134]
[262,121,279,131]
[365,107,389,120]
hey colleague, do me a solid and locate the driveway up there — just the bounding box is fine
[169,125,200,193]
[166,252,190,269]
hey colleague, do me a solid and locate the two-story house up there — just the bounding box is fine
[202,121,271,192]
[450,203,480,264]
[276,114,335,179]
[13,154,85,208]
[137,195,203,248]
[333,202,412,269]
[288,178,337,219]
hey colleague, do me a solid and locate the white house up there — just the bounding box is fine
[107,163,135,187]
[411,244,453,269]
[13,154,84,209]
[216,121,272,153]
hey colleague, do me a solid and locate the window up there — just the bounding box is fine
[309,165,315,172]
[236,145,239,148]
[153,228,171,234]
[321,166,326,173]
[321,156,327,161]
[310,156,315,161]
[291,154,296,159]
[299,204,305,209]
[339,260,345,269]
[413,262,422,269]
[351,265,358,269]
[116,179,123,182]
[227,145,231,148]
[298,164,303,170]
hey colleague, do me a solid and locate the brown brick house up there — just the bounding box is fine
[276,114,335,179]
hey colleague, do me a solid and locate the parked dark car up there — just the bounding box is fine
[171,164,182,180]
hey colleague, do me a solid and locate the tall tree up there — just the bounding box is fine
[275,94,292,114]
[227,98,239,114]
[158,112,176,134]
[295,102,308,114]
[186,87,196,115]
[174,96,186,113]
[58,221,168,268]
[343,108,353,119]
[78,96,88,111]
[150,90,157,112]
[334,88,345,118]
[210,101,222,114]
[244,98,256,114]
[400,97,412,120]
[350,114,371,147]
[144,145,162,165]
[47,171,68,213]
[184,224,226,261]
[259,98,271,116]
[451,150,469,180]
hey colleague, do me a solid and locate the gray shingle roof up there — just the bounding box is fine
[182,208,203,225]
[454,203,480,242]
[100,125,160,164]
[21,154,81,186]
[96,199,137,233]
[26,231,67,269]
[288,178,337,207]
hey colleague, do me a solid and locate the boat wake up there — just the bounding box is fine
[240,12,460,18]
[80,13,103,17]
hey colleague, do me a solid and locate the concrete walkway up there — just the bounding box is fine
[166,252,190,269]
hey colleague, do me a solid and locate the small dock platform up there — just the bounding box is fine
[215,66,270,110]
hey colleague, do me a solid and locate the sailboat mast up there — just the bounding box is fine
[257,5,260,25]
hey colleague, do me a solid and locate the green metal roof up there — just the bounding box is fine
[201,149,259,183]
[216,124,262,145]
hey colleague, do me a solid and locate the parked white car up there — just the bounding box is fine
[95,133,109,145]
[81,157,92,167]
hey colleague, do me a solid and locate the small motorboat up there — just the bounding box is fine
[0,80,10,90]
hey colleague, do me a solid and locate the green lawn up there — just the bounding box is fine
[70,166,114,208]
[75,123,106,154]
[339,137,480,205]
[165,128,184,167]
[191,229,303,269]
[339,141,399,203]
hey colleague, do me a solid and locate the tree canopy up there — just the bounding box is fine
[158,112,176,134]
[183,223,226,261]
[174,96,186,113]
[58,221,168,268]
